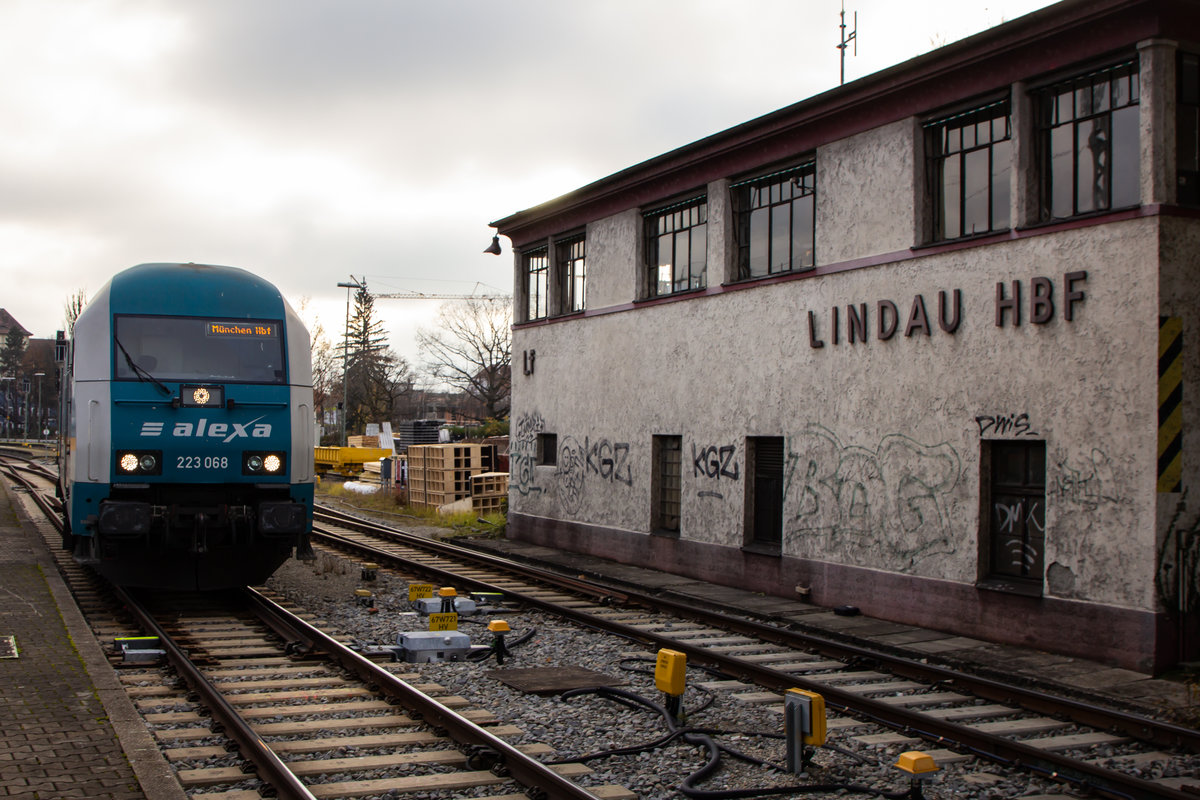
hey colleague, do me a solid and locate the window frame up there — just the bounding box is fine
[924,98,1012,242]
[652,435,682,534]
[732,160,816,280]
[523,247,549,322]
[643,196,708,299]
[555,234,586,315]
[1034,58,1141,222]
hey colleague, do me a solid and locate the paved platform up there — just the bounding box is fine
[461,535,1197,720]
[0,482,183,800]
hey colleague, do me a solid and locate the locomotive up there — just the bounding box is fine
[59,263,315,590]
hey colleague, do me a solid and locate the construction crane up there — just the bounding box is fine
[372,281,510,302]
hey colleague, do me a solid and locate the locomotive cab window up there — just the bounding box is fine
[114,315,286,385]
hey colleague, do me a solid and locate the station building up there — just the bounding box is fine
[489,0,1200,673]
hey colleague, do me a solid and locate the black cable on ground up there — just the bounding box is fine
[557,685,920,800]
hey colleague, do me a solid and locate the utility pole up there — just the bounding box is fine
[337,277,364,446]
[838,2,857,86]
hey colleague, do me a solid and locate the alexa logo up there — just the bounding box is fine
[139,417,272,443]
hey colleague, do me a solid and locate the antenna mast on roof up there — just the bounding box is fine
[838,1,857,86]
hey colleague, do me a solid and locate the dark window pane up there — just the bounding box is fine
[1110,104,1140,208]
[991,139,1012,230]
[1093,79,1111,114]
[674,230,690,292]
[1050,125,1074,218]
[770,203,790,272]
[946,126,961,153]
[1077,116,1110,213]
[792,194,814,268]
[941,155,961,238]
[748,207,769,277]
[657,233,673,295]
[690,224,707,288]
[963,147,990,235]
[1180,109,1199,171]
[1057,89,1074,124]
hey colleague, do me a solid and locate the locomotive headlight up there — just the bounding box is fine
[243,451,285,476]
[116,450,162,476]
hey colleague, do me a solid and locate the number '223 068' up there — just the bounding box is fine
[177,456,229,469]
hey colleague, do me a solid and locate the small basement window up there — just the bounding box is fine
[537,433,558,466]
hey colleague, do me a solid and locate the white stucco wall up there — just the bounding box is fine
[511,215,1164,612]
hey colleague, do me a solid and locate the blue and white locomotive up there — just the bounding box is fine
[60,263,315,590]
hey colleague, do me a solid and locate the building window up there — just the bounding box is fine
[524,248,549,321]
[556,235,586,314]
[983,440,1046,591]
[926,100,1011,241]
[733,162,815,278]
[652,435,682,533]
[745,436,784,552]
[1180,51,1200,206]
[645,197,707,297]
[537,432,557,466]
[1035,59,1140,221]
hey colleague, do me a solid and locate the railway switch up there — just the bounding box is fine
[785,688,827,773]
[655,649,687,718]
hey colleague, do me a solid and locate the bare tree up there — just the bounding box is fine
[417,298,512,421]
[64,289,88,337]
[294,297,341,442]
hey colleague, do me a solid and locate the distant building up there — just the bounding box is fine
[490,0,1200,673]
[0,310,32,340]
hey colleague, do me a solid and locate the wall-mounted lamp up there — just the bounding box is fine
[483,235,502,255]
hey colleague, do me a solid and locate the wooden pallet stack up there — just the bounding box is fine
[470,472,509,513]
[408,443,486,509]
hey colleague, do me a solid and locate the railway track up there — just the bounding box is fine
[310,504,1200,800]
[4,450,1195,799]
[0,456,635,800]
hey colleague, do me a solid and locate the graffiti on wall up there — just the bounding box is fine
[693,443,740,499]
[1048,448,1129,510]
[785,424,961,568]
[975,412,1039,438]
[510,411,546,496]
[551,434,634,516]
[556,436,586,515]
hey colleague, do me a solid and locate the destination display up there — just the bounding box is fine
[205,320,278,338]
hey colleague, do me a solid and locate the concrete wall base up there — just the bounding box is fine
[510,512,1182,674]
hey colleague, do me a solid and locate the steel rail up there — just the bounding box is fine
[240,586,607,800]
[112,586,320,800]
[311,518,1197,800]
[315,507,1200,751]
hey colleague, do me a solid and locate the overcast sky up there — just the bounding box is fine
[2,0,1056,373]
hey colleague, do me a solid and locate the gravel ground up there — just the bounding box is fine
[264,547,1194,800]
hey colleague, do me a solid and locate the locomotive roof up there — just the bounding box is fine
[107,262,286,317]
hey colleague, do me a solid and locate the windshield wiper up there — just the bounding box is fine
[114,337,173,397]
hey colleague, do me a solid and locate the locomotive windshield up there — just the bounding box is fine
[113,315,286,385]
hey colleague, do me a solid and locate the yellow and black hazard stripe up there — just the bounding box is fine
[1158,316,1182,493]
